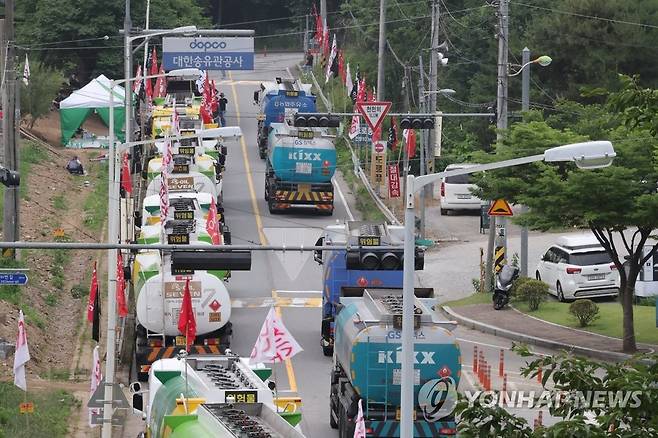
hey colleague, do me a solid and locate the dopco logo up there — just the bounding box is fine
[418,377,458,422]
[377,350,435,364]
[288,150,322,161]
[189,39,228,51]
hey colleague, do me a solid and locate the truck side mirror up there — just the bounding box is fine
[253,91,259,104]
[132,393,143,412]
[314,237,324,265]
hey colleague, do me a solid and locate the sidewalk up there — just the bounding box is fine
[443,303,657,361]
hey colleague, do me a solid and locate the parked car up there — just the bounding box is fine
[440,163,483,215]
[535,235,619,301]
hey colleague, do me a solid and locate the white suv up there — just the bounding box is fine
[535,235,619,301]
[440,163,482,215]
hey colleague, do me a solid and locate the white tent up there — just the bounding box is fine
[59,74,131,144]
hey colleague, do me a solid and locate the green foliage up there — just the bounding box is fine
[20,62,65,128]
[70,283,87,299]
[456,397,533,437]
[569,299,600,327]
[83,161,108,231]
[516,279,547,311]
[45,293,58,306]
[52,195,66,211]
[510,276,533,299]
[0,383,76,438]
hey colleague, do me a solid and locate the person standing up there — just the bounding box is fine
[218,92,228,126]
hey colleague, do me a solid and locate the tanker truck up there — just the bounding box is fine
[330,288,461,437]
[131,354,305,437]
[314,221,427,356]
[254,78,316,159]
[264,120,337,215]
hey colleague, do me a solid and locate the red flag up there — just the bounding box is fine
[121,152,132,195]
[86,261,99,322]
[206,197,221,245]
[338,50,346,84]
[404,129,417,158]
[322,19,329,56]
[314,8,323,48]
[144,77,152,101]
[177,279,197,351]
[199,73,213,124]
[150,46,158,76]
[210,80,219,112]
[153,66,167,98]
[117,251,128,317]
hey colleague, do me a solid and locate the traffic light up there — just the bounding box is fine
[294,113,340,128]
[345,249,424,271]
[171,251,252,271]
[400,115,434,130]
[0,167,19,187]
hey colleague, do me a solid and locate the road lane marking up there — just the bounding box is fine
[230,71,299,393]
[333,176,354,221]
[229,71,267,245]
[231,297,322,308]
[272,289,298,392]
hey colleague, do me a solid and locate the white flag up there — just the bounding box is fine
[22,55,30,86]
[159,167,169,224]
[353,399,366,438]
[325,34,338,84]
[348,106,361,140]
[133,65,142,94]
[13,310,30,391]
[170,99,180,137]
[345,63,353,98]
[196,70,206,94]
[250,307,303,364]
[88,345,102,427]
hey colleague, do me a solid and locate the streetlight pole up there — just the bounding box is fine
[124,0,132,144]
[520,47,530,277]
[399,141,616,435]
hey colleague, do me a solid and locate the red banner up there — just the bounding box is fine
[388,164,401,198]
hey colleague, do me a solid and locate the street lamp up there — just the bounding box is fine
[509,54,552,76]
[124,25,199,145]
[398,140,616,436]
[101,69,225,438]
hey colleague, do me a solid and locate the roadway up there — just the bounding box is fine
[209,53,560,436]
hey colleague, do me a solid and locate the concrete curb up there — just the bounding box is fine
[441,305,635,362]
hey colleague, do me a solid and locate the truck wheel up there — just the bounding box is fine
[329,398,338,429]
[323,344,334,357]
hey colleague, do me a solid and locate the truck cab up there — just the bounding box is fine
[314,221,427,356]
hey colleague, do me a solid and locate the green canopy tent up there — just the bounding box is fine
[59,74,132,145]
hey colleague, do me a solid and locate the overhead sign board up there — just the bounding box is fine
[356,101,392,133]
[0,273,28,285]
[163,37,254,71]
[488,199,514,216]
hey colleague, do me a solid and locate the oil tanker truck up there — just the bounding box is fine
[330,288,461,437]
[314,221,428,355]
[254,78,316,159]
[264,117,337,215]
[131,354,305,437]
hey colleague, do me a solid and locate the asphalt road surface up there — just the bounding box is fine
[209,53,345,438]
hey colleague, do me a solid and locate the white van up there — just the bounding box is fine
[535,235,619,301]
[440,163,483,215]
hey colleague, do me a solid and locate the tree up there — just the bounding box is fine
[474,105,657,352]
[457,345,658,436]
[20,62,65,129]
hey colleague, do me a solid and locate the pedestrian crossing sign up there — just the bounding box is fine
[488,199,513,216]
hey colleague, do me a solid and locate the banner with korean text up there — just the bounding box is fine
[163,37,255,71]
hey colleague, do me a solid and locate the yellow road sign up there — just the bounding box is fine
[488,199,513,216]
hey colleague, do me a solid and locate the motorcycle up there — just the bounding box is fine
[493,264,519,310]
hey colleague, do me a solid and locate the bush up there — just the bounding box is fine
[516,279,548,311]
[569,299,600,327]
[510,276,533,299]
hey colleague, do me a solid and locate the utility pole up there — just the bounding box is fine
[426,0,439,206]
[418,55,427,239]
[402,66,410,196]
[520,47,530,277]
[320,0,327,28]
[376,0,386,100]
[304,14,309,54]
[2,0,19,258]
[124,0,132,145]
[485,0,509,291]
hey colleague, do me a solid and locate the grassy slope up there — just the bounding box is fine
[0,383,78,438]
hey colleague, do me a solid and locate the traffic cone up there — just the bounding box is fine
[473,346,479,374]
[499,349,505,377]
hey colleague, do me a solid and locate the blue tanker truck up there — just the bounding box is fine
[254,78,316,159]
[330,288,461,437]
[314,222,428,355]
[264,120,336,214]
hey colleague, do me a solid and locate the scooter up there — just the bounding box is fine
[493,264,519,310]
